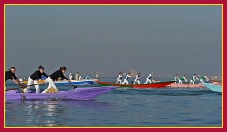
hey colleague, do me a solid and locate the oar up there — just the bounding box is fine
[65,80,78,89]
[5,83,45,91]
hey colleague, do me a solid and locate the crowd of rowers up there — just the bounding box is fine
[115,72,210,85]
[5,66,211,94]
[173,74,209,84]
[5,66,70,94]
[115,72,155,85]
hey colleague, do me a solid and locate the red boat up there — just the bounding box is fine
[96,80,175,88]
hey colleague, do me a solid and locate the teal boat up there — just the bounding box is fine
[203,83,222,92]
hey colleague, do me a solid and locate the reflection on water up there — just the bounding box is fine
[6,100,110,127]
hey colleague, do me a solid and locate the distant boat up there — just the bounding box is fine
[212,81,222,86]
[203,83,222,92]
[96,80,175,88]
[6,86,118,101]
[54,79,97,85]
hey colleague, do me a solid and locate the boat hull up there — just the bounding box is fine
[54,79,97,85]
[203,83,222,92]
[167,83,205,88]
[6,86,118,101]
[96,81,174,88]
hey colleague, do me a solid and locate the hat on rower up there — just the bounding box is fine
[9,67,16,71]
[60,66,67,71]
[38,65,44,70]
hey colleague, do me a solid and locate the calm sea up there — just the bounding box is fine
[5,78,222,127]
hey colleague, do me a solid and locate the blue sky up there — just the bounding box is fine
[6,5,222,78]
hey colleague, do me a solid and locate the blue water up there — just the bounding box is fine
[5,79,222,127]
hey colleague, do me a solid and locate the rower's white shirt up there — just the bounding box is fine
[117,74,123,80]
[183,76,187,82]
[146,74,152,79]
[125,74,131,80]
[135,75,141,80]
[192,75,199,81]
[174,76,179,80]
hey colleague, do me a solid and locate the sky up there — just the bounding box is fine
[5,5,222,78]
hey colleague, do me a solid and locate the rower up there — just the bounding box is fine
[69,73,75,80]
[116,72,123,84]
[69,73,73,80]
[173,74,179,84]
[95,74,99,80]
[122,72,132,84]
[190,74,199,85]
[79,74,82,80]
[75,72,80,80]
[134,72,142,84]
[5,66,23,86]
[23,66,55,93]
[42,66,68,93]
[200,74,209,84]
[144,72,153,84]
[179,75,187,84]
[85,74,91,79]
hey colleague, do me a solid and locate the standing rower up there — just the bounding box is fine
[179,75,187,84]
[200,74,209,84]
[122,72,132,84]
[134,73,142,84]
[173,74,179,84]
[85,74,91,79]
[42,66,69,93]
[144,72,153,84]
[49,66,69,81]
[5,66,22,86]
[75,72,80,80]
[190,74,199,85]
[69,73,74,80]
[116,72,123,84]
[23,66,55,93]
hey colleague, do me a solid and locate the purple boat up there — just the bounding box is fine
[6,86,118,101]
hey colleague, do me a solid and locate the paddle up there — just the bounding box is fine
[66,80,78,89]
[5,82,46,91]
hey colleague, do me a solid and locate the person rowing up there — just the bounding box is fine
[50,66,69,81]
[5,66,23,86]
[134,72,142,84]
[116,72,123,84]
[95,74,99,80]
[78,74,82,80]
[190,74,199,85]
[179,75,187,84]
[199,74,209,84]
[173,74,179,84]
[144,72,153,84]
[42,66,69,93]
[75,72,80,80]
[23,66,56,93]
[69,73,74,80]
[85,74,91,79]
[122,72,132,84]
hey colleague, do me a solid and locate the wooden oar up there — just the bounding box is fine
[21,80,45,84]
[67,80,78,89]
[5,83,45,91]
